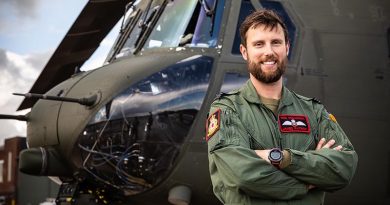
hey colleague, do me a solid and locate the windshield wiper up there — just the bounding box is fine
[133,0,169,54]
[133,0,156,49]
[107,1,140,62]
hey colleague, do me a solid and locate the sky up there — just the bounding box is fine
[0,0,120,145]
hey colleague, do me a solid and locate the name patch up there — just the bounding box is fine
[278,114,310,134]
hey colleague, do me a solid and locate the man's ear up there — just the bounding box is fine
[286,42,290,56]
[240,44,248,61]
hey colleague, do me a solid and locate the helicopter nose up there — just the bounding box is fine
[19,147,72,176]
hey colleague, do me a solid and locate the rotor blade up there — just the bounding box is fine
[17,0,132,111]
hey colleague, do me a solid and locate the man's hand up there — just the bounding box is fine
[308,138,342,190]
[316,138,342,151]
[255,149,271,163]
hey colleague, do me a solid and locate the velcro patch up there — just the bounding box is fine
[206,109,221,141]
[329,113,337,123]
[279,114,310,134]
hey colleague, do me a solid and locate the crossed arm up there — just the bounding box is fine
[255,138,342,190]
[210,136,357,200]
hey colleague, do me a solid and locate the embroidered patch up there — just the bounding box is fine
[329,113,337,123]
[279,114,310,134]
[206,109,221,141]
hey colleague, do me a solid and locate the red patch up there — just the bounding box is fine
[278,114,310,134]
[206,109,221,141]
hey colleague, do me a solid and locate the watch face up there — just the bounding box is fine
[270,149,282,161]
[270,151,281,159]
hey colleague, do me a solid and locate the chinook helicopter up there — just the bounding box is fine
[1,0,389,204]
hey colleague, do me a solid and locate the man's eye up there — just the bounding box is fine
[255,43,263,47]
[272,40,282,45]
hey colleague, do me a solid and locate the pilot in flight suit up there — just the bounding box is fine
[206,9,358,205]
[207,81,358,205]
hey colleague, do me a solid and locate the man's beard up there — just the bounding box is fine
[248,55,287,84]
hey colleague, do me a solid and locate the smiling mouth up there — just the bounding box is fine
[262,61,276,65]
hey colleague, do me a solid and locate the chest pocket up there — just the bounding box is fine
[241,110,276,150]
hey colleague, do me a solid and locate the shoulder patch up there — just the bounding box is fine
[329,113,337,123]
[206,109,221,141]
[323,109,338,123]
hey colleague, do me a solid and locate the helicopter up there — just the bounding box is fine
[1,0,389,204]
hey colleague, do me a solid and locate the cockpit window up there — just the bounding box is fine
[101,56,212,120]
[145,0,224,49]
[106,0,164,62]
[187,0,225,47]
[108,0,224,61]
[143,0,198,48]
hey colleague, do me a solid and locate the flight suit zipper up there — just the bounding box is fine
[275,103,287,150]
[259,104,282,149]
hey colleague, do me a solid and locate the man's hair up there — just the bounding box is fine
[239,9,289,47]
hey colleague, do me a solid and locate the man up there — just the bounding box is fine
[206,10,358,204]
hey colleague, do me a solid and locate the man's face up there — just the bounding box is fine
[240,24,289,84]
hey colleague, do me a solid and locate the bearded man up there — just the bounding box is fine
[206,9,358,205]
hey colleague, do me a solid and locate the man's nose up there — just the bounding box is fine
[263,43,275,56]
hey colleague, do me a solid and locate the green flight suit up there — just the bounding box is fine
[207,80,358,205]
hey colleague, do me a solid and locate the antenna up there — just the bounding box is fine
[0,114,28,121]
[13,93,98,107]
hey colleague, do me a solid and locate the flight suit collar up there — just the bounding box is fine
[241,80,293,107]
[280,86,294,107]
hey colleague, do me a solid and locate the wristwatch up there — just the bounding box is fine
[268,148,284,169]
